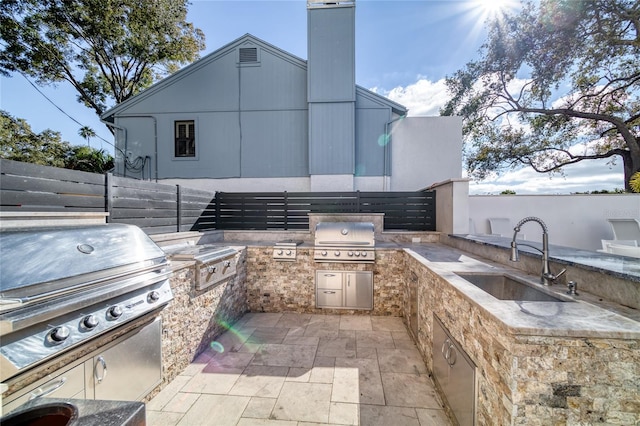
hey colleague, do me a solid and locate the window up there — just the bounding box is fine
[175,120,195,157]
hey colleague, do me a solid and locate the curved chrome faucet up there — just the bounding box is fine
[509,217,566,285]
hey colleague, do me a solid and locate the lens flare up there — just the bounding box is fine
[210,341,225,353]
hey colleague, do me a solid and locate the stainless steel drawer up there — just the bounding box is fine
[316,289,343,307]
[316,271,343,290]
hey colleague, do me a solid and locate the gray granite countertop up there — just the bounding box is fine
[450,234,640,283]
[0,397,145,426]
[405,243,640,340]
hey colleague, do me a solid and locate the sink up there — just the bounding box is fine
[455,272,571,302]
[0,402,78,426]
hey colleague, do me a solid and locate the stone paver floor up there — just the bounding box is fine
[146,313,452,426]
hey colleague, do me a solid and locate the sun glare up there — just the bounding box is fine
[475,0,519,21]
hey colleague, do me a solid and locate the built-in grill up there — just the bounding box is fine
[163,243,239,290]
[314,222,375,263]
[0,224,173,383]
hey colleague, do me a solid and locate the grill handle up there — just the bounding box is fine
[28,376,67,400]
[94,356,108,384]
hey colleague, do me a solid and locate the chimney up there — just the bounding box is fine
[307,1,356,182]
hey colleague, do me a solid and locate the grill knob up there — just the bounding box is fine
[148,290,160,303]
[321,251,328,256]
[49,326,70,343]
[107,305,123,320]
[286,250,292,255]
[354,252,360,257]
[348,251,354,257]
[361,252,367,257]
[277,250,284,255]
[82,315,99,330]
[334,251,341,257]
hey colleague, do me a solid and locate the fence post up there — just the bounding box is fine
[176,185,182,232]
[356,190,360,213]
[105,172,113,223]
[284,191,288,230]
[215,192,220,230]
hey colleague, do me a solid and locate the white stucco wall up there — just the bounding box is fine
[468,194,640,251]
[390,116,462,191]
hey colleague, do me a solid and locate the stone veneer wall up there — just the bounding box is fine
[245,247,405,316]
[147,251,248,401]
[404,254,640,425]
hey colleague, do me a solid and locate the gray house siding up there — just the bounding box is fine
[108,36,310,180]
[240,110,308,178]
[307,5,356,102]
[309,102,355,175]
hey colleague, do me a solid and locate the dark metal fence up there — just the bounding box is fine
[0,159,214,235]
[199,191,435,231]
[1,159,436,233]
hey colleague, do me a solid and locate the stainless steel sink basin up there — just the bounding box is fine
[0,402,78,426]
[455,272,571,302]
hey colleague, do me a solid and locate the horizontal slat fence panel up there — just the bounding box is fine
[107,174,179,234]
[1,160,434,234]
[1,159,105,211]
[210,191,435,231]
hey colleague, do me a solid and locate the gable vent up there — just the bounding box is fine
[239,47,258,63]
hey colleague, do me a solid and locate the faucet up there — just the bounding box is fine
[509,217,566,285]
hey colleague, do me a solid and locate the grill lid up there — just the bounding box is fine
[0,224,166,299]
[314,222,375,247]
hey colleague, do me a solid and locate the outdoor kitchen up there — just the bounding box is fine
[1,208,639,425]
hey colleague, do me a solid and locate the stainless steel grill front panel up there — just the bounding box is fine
[314,222,375,263]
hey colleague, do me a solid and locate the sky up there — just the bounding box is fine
[0,0,626,194]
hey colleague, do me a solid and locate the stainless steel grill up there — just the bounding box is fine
[0,224,173,382]
[313,222,375,263]
[163,244,239,290]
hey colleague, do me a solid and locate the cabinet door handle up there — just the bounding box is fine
[323,274,336,277]
[447,345,457,367]
[323,291,336,294]
[441,339,451,358]
[94,355,108,384]
[28,377,67,400]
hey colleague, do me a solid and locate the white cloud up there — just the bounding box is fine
[373,78,450,116]
[468,159,625,194]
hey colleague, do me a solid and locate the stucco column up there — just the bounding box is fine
[427,178,470,235]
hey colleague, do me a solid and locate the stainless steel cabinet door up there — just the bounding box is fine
[90,318,161,401]
[344,272,373,310]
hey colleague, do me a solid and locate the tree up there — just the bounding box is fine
[65,145,114,174]
[0,110,69,167]
[442,0,640,191]
[78,126,96,147]
[0,0,205,119]
[1,110,113,173]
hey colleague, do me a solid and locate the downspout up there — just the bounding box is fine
[383,114,406,191]
[101,119,128,177]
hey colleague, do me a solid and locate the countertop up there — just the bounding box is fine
[0,397,145,426]
[405,243,640,340]
[451,234,640,282]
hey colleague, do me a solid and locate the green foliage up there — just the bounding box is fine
[0,110,69,167]
[573,188,626,194]
[630,172,640,193]
[65,145,114,174]
[0,0,205,117]
[1,110,113,173]
[442,0,640,192]
[500,190,516,195]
